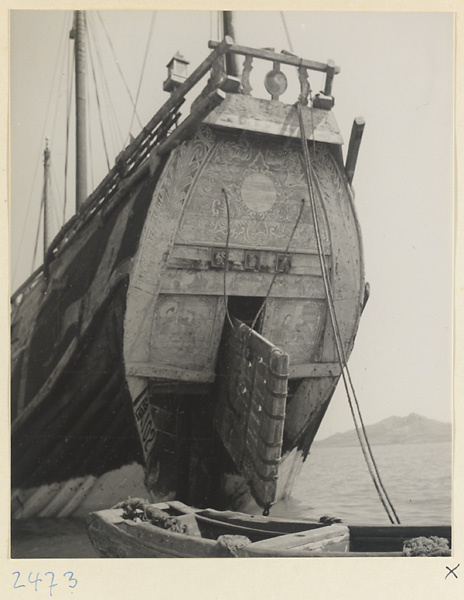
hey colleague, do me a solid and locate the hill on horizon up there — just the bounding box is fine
[314,413,451,447]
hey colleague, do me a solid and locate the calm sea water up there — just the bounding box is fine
[11,441,451,557]
[267,442,452,525]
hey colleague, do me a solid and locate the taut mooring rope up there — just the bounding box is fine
[296,100,400,524]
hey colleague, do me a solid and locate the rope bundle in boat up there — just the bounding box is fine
[403,536,450,557]
[113,498,187,533]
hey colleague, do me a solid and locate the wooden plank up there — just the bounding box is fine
[288,362,341,379]
[167,245,331,276]
[160,268,326,299]
[240,547,401,558]
[198,508,320,531]
[208,41,340,74]
[149,381,213,395]
[126,362,216,382]
[345,117,366,184]
[204,94,343,144]
[249,524,349,551]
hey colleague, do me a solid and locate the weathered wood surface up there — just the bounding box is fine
[345,117,366,184]
[245,523,349,553]
[121,121,364,508]
[87,510,220,558]
[204,94,343,144]
[214,318,288,509]
[12,45,365,515]
[208,40,341,75]
[86,506,449,558]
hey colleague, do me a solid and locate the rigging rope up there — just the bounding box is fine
[51,165,63,232]
[88,13,124,153]
[86,22,111,171]
[217,11,222,42]
[280,12,294,54]
[248,198,305,336]
[125,11,157,146]
[13,12,70,284]
[86,88,95,191]
[296,101,401,525]
[96,11,143,130]
[31,191,45,273]
[221,189,234,329]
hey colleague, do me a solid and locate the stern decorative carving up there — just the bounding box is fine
[177,132,331,253]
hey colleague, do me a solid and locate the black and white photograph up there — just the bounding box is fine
[5,3,461,596]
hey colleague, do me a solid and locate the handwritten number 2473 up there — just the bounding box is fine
[12,571,78,595]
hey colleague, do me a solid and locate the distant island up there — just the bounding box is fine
[314,413,451,447]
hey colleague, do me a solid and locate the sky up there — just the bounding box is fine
[9,10,454,439]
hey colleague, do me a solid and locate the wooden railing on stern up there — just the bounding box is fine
[208,40,340,104]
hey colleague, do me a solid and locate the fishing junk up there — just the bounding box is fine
[11,37,366,518]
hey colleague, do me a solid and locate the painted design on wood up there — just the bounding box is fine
[215,318,288,509]
[176,131,331,253]
[124,125,217,370]
[261,298,327,365]
[149,294,225,371]
[132,387,156,457]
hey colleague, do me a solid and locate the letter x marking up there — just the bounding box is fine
[445,564,459,579]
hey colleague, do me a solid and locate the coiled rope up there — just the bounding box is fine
[296,100,400,524]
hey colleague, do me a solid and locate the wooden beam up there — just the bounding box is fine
[345,117,365,184]
[208,40,340,74]
[156,89,226,156]
[126,362,216,382]
[204,94,343,144]
[324,59,336,96]
[288,363,341,379]
[223,11,239,77]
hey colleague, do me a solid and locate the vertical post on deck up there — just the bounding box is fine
[222,11,239,77]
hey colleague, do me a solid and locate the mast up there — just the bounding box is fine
[72,10,87,212]
[43,139,51,260]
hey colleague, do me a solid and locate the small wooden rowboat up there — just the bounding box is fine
[86,500,451,558]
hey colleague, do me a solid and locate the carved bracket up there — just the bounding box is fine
[297,65,310,106]
[241,55,253,95]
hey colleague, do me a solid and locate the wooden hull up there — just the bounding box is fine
[11,45,365,515]
[86,503,451,558]
[120,116,364,510]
